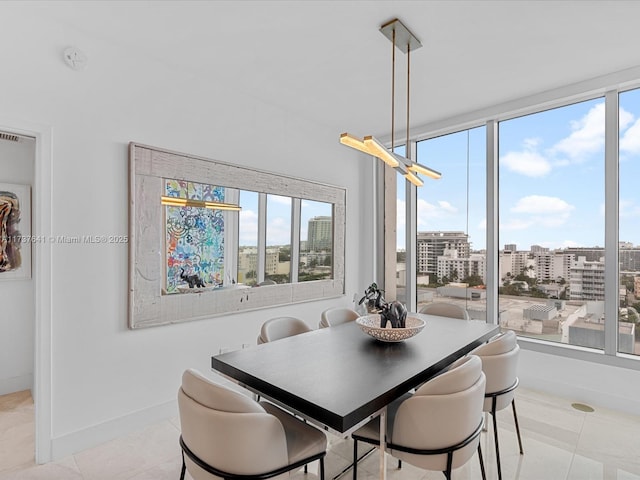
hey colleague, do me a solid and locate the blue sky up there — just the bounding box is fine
[396,88,640,252]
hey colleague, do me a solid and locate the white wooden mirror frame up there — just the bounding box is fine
[128,143,346,329]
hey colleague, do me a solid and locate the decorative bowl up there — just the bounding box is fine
[356,314,426,342]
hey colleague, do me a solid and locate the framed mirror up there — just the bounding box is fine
[128,143,346,328]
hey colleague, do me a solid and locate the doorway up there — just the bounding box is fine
[0,132,35,470]
[0,121,52,464]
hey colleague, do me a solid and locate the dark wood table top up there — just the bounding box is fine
[211,314,499,433]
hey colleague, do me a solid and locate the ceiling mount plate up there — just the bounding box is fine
[380,18,422,53]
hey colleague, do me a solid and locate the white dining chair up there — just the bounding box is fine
[472,330,523,480]
[178,369,327,480]
[351,355,487,480]
[419,302,470,320]
[257,316,312,344]
[318,307,359,328]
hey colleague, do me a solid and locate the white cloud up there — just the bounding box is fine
[559,240,584,248]
[500,218,533,230]
[416,198,459,228]
[397,199,406,230]
[477,218,486,230]
[511,195,574,215]
[551,102,605,160]
[620,199,640,218]
[239,209,258,245]
[620,106,635,130]
[500,149,551,177]
[437,200,458,213]
[523,137,541,149]
[620,117,640,155]
[502,195,574,231]
[266,216,293,245]
[269,195,292,206]
[501,103,633,178]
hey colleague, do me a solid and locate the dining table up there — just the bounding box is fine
[211,313,499,480]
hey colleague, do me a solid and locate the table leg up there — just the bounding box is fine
[379,407,387,480]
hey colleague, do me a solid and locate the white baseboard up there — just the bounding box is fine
[0,373,33,396]
[51,399,178,461]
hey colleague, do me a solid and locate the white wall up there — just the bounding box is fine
[0,137,35,395]
[0,8,375,459]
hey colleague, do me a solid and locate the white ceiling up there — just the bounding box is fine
[31,0,640,138]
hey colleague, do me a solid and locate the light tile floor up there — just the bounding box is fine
[1,387,639,480]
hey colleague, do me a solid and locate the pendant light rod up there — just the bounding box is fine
[391,27,396,153]
[406,43,410,158]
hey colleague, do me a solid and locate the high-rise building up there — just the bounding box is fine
[619,248,640,272]
[417,231,469,275]
[564,247,604,262]
[531,245,549,254]
[504,244,517,252]
[307,216,332,252]
[534,252,573,282]
[437,249,486,283]
[570,256,605,301]
[499,250,531,280]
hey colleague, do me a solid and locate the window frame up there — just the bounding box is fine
[384,73,640,371]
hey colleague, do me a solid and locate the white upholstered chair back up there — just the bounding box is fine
[390,355,486,471]
[471,330,524,480]
[178,369,289,479]
[418,302,470,320]
[318,307,359,328]
[257,316,312,344]
[473,330,520,411]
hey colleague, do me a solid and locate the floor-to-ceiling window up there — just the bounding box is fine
[413,127,486,318]
[388,77,640,365]
[498,98,607,349]
[619,88,640,355]
[395,145,407,304]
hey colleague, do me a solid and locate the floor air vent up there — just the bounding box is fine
[571,402,595,413]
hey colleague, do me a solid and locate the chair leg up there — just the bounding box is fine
[492,409,502,480]
[304,464,308,473]
[353,438,358,480]
[180,451,186,480]
[478,443,487,480]
[443,451,453,480]
[320,457,325,480]
[398,459,402,469]
[512,399,524,455]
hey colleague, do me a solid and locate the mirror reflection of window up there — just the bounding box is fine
[299,200,333,282]
[265,194,292,284]
[237,190,259,286]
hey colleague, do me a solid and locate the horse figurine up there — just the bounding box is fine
[358,282,386,313]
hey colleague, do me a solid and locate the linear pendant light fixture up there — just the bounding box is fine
[340,18,441,186]
[161,196,242,211]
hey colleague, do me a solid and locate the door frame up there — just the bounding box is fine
[0,118,52,463]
